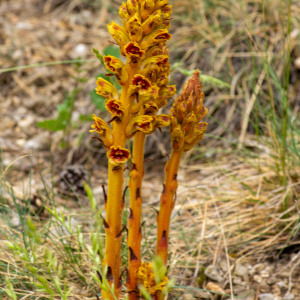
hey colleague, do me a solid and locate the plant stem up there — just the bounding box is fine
[156,149,183,264]
[128,132,146,299]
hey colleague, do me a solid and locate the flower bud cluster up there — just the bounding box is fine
[170,70,208,151]
[136,262,168,295]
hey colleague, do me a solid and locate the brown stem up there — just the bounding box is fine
[156,149,183,264]
[127,132,146,299]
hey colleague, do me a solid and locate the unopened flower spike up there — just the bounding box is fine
[157,70,208,281]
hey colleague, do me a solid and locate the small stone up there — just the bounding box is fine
[253,263,265,272]
[204,265,223,282]
[276,281,286,289]
[18,115,35,128]
[258,294,275,300]
[235,263,249,280]
[233,277,243,285]
[25,133,51,151]
[237,289,255,300]
[260,270,269,278]
[205,282,224,294]
[253,275,263,283]
[283,293,294,300]
[182,293,193,300]
[11,212,21,227]
[72,43,88,58]
[295,57,300,69]
[193,289,210,299]
[219,259,229,272]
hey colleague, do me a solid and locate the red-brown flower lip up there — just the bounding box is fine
[107,146,131,164]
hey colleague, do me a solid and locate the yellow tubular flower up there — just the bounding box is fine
[107,146,131,165]
[141,28,171,50]
[107,22,129,55]
[105,99,125,119]
[96,77,120,99]
[126,0,139,16]
[142,10,162,35]
[140,0,155,21]
[119,2,129,21]
[126,115,155,137]
[90,114,113,148]
[125,42,145,62]
[104,56,128,85]
[126,14,143,42]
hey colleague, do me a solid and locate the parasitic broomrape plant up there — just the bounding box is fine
[90,0,207,299]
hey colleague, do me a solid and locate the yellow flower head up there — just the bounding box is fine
[136,262,168,295]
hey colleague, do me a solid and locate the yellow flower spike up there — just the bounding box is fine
[107,22,129,52]
[141,10,162,35]
[96,77,120,99]
[124,42,145,62]
[105,99,125,118]
[90,114,113,148]
[141,28,171,50]
[107,146,131,165]
[140,0,155,21]
[157,71,207,277]
[126,14,143,42]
